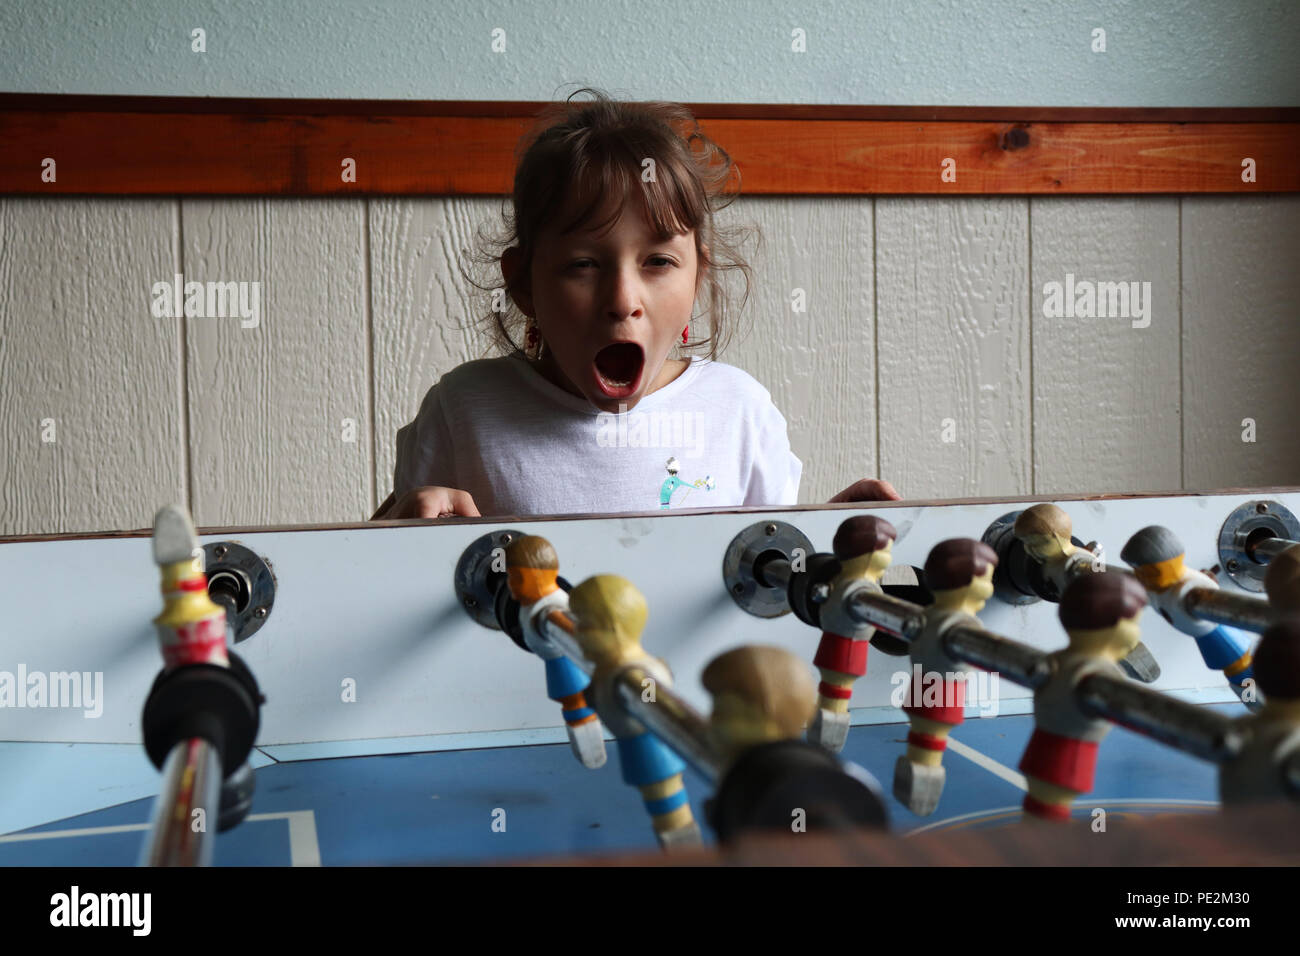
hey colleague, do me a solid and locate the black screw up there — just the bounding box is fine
[764,524,777,536]
[1256,503,1269,514]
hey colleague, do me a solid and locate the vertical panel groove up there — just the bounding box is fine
[1178,197,1185,490]
[1027,198,1035,496]
[363,197,376,513]
[872,197,881,485]
[176,199,192,513]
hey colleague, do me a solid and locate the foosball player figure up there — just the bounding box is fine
[503,535,606,769]
[893,538,997,816]
[1121,525,1259,710]
[1013,504,1100,596]
[809,515,898,753]
[147,505,263,833]
[1264,542,1300,616]
[703,645,888,839]
[1013,503,1159,682]
[153,507,230,670]
[1218,617,1300,806]
[1018,572,1144,823]
[568,574,702,847]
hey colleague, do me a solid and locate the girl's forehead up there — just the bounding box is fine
[552,187,691,242]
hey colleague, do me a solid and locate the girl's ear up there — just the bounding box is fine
[501,246,535,317]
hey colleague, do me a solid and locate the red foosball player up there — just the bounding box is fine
[893,539,997,816]
[152,506,229,670]
[504,536,606,768]
[568,574,702,848]
[1018,572,1145,822]
[1014,503,1160,681]
[809,516,897,752]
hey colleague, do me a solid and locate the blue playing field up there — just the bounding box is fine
[1,703,1235,866]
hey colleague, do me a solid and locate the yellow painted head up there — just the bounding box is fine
[567,574,648,664]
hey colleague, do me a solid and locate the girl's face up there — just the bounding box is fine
[504,196,703,414]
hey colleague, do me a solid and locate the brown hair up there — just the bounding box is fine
[461,86,757,361]
[504,535,558,571]
[832,515,898,560]
[701,646,816,736]
[1264,543,1300,614]
[1252,619,1300,699]
[924,539,998,591]
[1059,572,1147,630]
[1013,504,1071,540]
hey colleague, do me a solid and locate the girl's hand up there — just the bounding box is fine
[827,479,902,503]
[373,486,482,519]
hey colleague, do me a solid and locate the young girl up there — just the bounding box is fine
[373,88,899,520]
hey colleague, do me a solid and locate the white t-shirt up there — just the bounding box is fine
[391,352,802,515]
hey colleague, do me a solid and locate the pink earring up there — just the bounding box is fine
[526,324,539,350]
[681,326,689,345]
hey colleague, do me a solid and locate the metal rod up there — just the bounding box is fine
[1248,537,1298,563]
[536,608,723,783]
[754,555,793,591]
[1183,588,1276,633]
[140,737,222,867]
[613,665,724,785]
[539,608,595,676]
[846,589,927,642]
[841,587,1247,766]
[1076,672,1244,764]
[942,624,1053,690]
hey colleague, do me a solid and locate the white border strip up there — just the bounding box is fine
[0,810,320,866]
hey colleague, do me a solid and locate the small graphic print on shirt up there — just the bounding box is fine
[658,456,716,509]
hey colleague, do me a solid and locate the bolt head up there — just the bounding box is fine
[764,524,777,536]
[1256,503,1269,514]
[1227,560,1240,572]
[253,606,268,618]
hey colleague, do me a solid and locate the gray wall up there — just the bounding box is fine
[1,0,1297,106]
[1,194,1297,534]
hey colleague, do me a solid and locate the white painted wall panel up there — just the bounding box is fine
[0,199,181,535]
[1030,198,1181,495]
[1183,196,1300,489]
[1,196,1297,535]
[877,199,1032,500]
[182,199,370,526]
[724,198,876,505]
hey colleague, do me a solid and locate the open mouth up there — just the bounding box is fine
[592,342,644,398]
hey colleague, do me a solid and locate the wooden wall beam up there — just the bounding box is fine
[1,95,1297,196]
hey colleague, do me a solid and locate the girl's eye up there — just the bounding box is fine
[569,257,675,269]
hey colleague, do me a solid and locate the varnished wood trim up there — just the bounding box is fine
[1,95,1295,196]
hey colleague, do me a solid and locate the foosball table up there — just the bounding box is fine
[3,487,1299,866]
